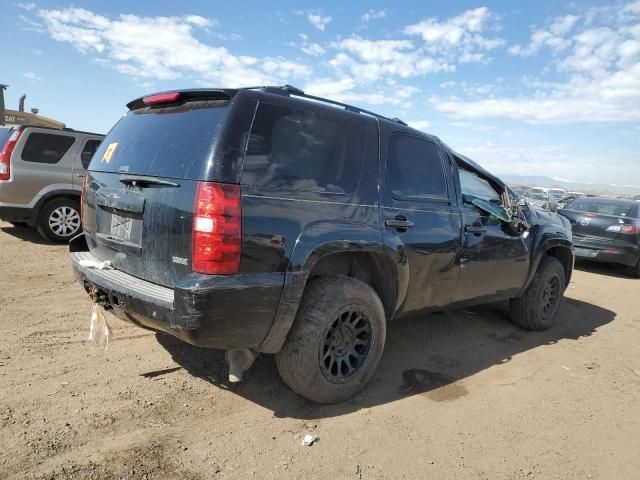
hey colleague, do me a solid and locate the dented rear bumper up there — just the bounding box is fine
[70,250,284,350]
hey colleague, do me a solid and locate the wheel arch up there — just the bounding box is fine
[28,189,80,227]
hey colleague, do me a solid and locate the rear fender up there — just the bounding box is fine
[257,220,406,353]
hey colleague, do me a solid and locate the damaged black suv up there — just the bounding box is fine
[70,86,574,403]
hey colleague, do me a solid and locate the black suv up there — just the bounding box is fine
[70,86,574,403]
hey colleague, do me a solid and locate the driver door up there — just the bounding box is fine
[451,164,530,304]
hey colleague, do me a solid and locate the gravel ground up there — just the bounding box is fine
[1,220,639,479]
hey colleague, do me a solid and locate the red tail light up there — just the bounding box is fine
[620,224,638,234]
[80,174,88,227]
[192,182,241,274]
[0,128,23,181]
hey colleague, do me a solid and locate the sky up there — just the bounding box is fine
[1,0,640,186]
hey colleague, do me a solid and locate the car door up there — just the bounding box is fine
[380,130,462,315]
[72,137,102,188]
[450,163,529,304]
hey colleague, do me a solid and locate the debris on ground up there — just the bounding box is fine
[301,434,319,446]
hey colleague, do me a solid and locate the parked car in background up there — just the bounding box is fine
[558,197,640,277]
[0,125,103,241]
[70,85,574,403]
[548,188,566,198]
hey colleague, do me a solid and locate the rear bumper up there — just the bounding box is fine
[0,205,33,223]
[573,238,639,267]
[70,250,285,350]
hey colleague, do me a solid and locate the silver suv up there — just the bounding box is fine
[0,125,104,242]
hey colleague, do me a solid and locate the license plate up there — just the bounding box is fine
[110,213,133,241]
[574,247,597,258]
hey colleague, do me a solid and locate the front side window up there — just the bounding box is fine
[242,102,366,194]
[386,134,448,200]
[458,166,509,223]
[21,133,75,164]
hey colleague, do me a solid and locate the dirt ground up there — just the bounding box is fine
[0,220,639,480]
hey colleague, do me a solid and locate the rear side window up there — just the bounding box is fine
[89,101,229,179]
[21,132,75,164]
[80,139,102,169]
[386,134,448,200]
[241,103,366,194]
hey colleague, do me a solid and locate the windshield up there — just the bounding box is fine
[89,100,230,179]
[529,193,547,201]
[0,127,13,149]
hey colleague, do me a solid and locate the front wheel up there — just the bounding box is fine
[276,276,386,404]
[509,256,566,331]
[37,198,81,243]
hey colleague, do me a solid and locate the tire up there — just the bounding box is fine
[509,256,565,331]
[628,259,640,278]
[36,198,81,243]
[276,275,386,404]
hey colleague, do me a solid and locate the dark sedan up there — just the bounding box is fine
[558,197,640,277]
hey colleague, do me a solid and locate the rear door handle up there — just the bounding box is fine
[385,217,415,229]
[464,224,486,235]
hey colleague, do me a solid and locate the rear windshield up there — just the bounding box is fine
[0,127,13,148]
[567,198,638,217]
[89,101,229,179]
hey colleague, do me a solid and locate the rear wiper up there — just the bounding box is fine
[119,174,179,187]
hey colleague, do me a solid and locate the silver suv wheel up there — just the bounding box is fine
[48,206,81,237]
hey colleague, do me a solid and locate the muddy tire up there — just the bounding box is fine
[276,275,386,404]
[509,256,565,331]
[37,198,81,243]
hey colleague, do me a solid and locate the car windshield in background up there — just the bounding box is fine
[89,101,230,179]
[529,193,548,201]
[0,127,13,148]
[567,198,638,217]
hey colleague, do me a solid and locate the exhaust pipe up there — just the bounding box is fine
[225,349,256,383]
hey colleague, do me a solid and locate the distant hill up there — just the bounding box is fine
[498,174,640,197]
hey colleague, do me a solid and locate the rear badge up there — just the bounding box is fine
[172,256,188,265]
[102,142,119,163]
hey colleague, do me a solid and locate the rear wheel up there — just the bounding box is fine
[509,256,565,331]
[37,198,81,243]
[628,258,640,278]
[276,276,386,404]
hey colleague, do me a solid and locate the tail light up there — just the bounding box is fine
[80,174,88,227]
[606,224,638,234]
[0,128,23,181]
[192,182,241,274]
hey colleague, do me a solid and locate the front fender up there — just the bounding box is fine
[518,226,573,295]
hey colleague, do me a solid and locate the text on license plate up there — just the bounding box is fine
[110,213,133,241]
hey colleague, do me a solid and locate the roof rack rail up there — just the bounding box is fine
[242,85,409,127]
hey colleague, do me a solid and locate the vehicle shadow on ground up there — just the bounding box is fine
[0,224,51,245]
[155,297,615,419]
[573,259,635,279]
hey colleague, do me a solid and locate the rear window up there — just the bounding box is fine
[89,101,229,179]
[0,127,12,148]
[567,198,637,217]
[21,132,76,164]
[241,102,366,194]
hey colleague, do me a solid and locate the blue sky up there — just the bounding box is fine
[2,0,640,185]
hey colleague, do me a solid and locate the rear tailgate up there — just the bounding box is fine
[83,95,233,288]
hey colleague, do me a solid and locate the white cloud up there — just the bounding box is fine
[434,2,640,124]
[37,8,311,86]
[24,72,42,81]
[361,9,386,23]
[408,120,431,131]
[16,2,36,11]
[509,14,580,56]
[307,13,332,31]
[291,34,326,56]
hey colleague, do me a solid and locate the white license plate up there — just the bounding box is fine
[110,213,133,241]
[574,247,597,258]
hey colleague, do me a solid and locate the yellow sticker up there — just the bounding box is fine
[102,142,118,163]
